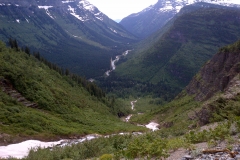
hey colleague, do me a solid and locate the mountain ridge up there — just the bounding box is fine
[111,4,240,102]
[120,0,240,38]
[0,0,138,78]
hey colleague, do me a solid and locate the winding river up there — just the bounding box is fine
[0,100,160,159]
[105,50,131,76]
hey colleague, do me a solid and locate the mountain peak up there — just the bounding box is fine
[78,0,95,11]
[120,0,240,38]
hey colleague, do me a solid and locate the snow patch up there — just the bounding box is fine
[0,140,65,159]
[96,16,103,21]
[16,19,20,23]
[145,122,159,131]
[0,135,100,159]
[94,12,104,21]
[159,5,174,12]
[79,0,95,12]
[38,6,53,10]
[38,6,54,19]
[109,28,117,33]
[62,0,74,3]
[25,18,29,23]
[68,5,84,21]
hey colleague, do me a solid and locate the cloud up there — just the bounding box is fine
[87,0,158,20]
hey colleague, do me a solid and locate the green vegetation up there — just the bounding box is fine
[219,39,240,53]
[0,4,137,78]
[0,41,144,141]
[110,7,240,102]
[21,120,240,160]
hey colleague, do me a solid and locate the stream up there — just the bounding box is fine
[105,50,131,76]
[0,100,160,159]
[125,100,160,131]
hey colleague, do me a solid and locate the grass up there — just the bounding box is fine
[20,119,240,160]
[0,41,145,142]
[112,7,240,103]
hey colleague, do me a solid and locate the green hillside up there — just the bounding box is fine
[0,41,143,143]
[0,4,137,78]
[21,40,240,160]
[111,7,240,101]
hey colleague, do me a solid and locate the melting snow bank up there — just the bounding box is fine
[0,132,142,159]
[145,122,159,131]
[0,134,99,159]
[0,139,64,159]
[105,50,131,76]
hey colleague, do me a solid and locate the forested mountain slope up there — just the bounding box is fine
[132,40,240,134]
[0,41,142,144]
[0,0,138,78]
[113,5,240,101]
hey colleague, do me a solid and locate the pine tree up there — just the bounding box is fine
[24,46,30,56]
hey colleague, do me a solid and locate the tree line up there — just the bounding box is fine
[8,38,105,99]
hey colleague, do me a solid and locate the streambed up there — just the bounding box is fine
[105,50,131,76]
[0,99,159,159]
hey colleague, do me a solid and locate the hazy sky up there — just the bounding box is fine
[87,0,158,20]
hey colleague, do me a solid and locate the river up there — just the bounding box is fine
[0,100,159,159]
[0,132,144,159]
[105,50,131,76]
[125,100,159,131]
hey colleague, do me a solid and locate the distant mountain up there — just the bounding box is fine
[120,0,240,38]
[0,0,138,78]
[113,4,240,101]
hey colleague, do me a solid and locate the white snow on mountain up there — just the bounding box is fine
[109,28,118,33]
[68,5,85,21]
[144,0,240,14]
[64,0,104,22]
[38,6,53,10]
[25,18,29,23]
[62,0,75,3]
[79,0,95,12]
[38,6,54,19]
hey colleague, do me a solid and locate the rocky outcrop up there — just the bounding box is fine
[186,41,240,101]
[0,79,38,108]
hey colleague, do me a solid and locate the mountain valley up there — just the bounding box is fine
[112,3,240,103]
[0,0,137,78]
[0,0,240,159]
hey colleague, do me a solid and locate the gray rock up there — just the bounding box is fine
[236,154,240,160]
[182,155,193,159]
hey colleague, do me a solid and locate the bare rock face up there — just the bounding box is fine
[186,41,240,101]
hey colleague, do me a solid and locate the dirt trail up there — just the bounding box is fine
[0,79,38,108]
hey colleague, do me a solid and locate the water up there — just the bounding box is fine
[105,50,131,76]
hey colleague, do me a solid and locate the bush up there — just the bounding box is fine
[99,154,113,160]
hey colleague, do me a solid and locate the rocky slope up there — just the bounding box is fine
[186,41,240,101]
[120,0,240,38]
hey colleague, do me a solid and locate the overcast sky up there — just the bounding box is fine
[87,0,158,20]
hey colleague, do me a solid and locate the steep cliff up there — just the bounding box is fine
[186,40,240,101]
